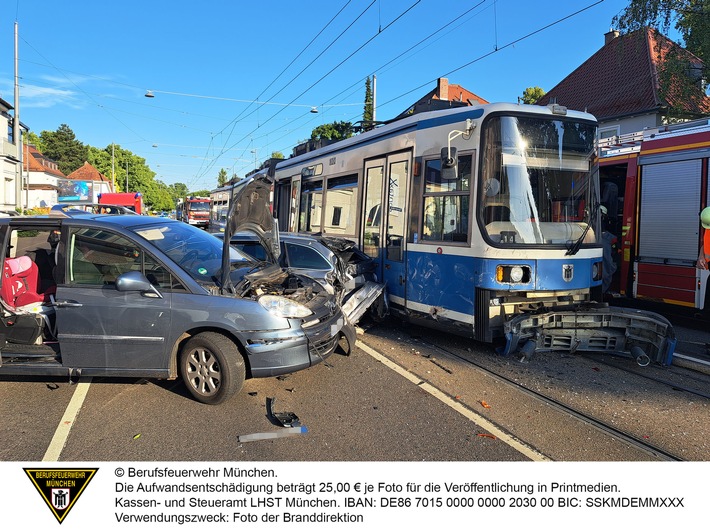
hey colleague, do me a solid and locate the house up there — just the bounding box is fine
[66,161,114,201]
[0,97,20,212]
[23,144,65,208]
[539,28,710,140]
[394,77,489,120]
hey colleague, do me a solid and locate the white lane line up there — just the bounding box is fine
[356,341,551,462]
[42,378,92,462]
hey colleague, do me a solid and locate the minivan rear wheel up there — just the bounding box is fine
[179,332,245,404]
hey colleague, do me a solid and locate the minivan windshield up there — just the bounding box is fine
[479,115,597,246]
[133,222,251,282]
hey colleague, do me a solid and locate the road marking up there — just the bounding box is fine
[356,341,551,462]
[43,378,92,462]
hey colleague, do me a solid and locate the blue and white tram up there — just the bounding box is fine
[272,102,675,364]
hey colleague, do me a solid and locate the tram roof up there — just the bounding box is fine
[275,102,597,173]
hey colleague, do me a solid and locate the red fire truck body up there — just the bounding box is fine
[177,197,210,229]
[97,192,145,214]
[598,118,710,310]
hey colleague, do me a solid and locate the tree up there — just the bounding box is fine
[271,151,285,159]
[169,182,189,202]
[311,121,354,141]
[40,124,89,175]
[521,86,546,104]
[363,76,374,131]
[613,1,709,116]
[217,168,228,187]
[26,131,43,151]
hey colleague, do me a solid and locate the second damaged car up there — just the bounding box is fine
[0,176,354,404]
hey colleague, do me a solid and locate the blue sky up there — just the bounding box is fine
[2,0,641,191]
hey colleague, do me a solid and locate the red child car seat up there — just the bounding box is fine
[1,256,51,309]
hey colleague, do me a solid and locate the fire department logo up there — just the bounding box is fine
[24,468,98,524]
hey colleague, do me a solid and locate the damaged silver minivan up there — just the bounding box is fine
[0,173,354,404]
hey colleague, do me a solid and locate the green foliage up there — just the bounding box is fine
[26,131,43,152]
[613,1,709,115]
[190,189,211,197]
[521,86,546,104]
[217,168,228,187]
[363,76,374,131]
[271,151,285,159]
[310,121,354,141]
[39,124,89,175]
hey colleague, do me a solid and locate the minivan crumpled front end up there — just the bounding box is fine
[236,266,355,377]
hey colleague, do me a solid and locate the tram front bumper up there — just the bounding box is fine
[500,304,676,365]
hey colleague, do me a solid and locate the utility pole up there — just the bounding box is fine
[372,74,377,124]
[14,22,21,210]
[111,143,115,192]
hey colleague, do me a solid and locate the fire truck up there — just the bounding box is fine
[598,118,710,310]
[176,196,210,229]
[97,192,145,214]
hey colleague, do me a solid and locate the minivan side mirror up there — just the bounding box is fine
[116,271,163,298]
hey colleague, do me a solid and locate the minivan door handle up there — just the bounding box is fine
[53,300,83,308]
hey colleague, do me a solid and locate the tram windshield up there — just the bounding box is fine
[480,115,597,246]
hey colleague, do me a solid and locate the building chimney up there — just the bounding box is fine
[437,78,449,101]
[604,29,619,45]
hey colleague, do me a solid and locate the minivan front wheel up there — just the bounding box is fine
[179,332,245,404]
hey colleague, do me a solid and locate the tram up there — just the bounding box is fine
[270,102,675,364]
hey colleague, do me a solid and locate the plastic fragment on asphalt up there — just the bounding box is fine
[480,400,491,408]
[237,426,308,442]
[477,433,497,439]
[133,434,141,440]
[266,397,301,427]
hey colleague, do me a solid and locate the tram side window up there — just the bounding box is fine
[323,175,358,236]
[421,154,472,242]
[298,180,323,233]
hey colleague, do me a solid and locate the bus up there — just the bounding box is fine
[271,102,676,365]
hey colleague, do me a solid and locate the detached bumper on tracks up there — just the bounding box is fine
[500,304,676,365]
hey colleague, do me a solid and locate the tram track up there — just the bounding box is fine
[357,325,685,461]
[581,354,710,401]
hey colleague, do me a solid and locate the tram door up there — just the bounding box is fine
[362,153,410,304]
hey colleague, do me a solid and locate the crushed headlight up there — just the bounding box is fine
[259,295,313,318]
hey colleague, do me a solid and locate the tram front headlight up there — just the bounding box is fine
[592,261,603,281]
[496,265,531,284]
[509,266,524,283]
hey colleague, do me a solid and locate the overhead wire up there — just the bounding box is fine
[193,0,381,184]
[199,0,421,183]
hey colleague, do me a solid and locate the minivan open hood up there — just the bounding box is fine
[220,170,281,293]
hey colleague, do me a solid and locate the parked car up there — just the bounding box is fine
[0,176,355,404]
[215,231,386,324]
[50,203,139,216]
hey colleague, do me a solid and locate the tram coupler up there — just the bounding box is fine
[499,303,676,365]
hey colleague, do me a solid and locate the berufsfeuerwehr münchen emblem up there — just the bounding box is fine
[24,468,98,524]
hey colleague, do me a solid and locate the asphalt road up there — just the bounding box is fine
[3,316,707,463]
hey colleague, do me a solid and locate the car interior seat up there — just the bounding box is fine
[1,255,55,310]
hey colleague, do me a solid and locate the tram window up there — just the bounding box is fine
[298,180,323,233]
[421,154,473,242]
[324,174,358,236]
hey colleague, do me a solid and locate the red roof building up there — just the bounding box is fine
[67,161,111,186]
[539,29,709,138]
[395,77,489,119]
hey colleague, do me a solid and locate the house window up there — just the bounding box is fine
[598,126,619,142]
